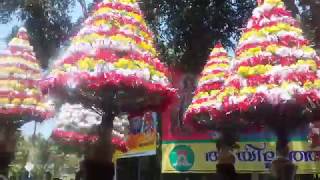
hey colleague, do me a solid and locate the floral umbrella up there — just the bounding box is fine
[184,43,231,129]
[217,0,320,178]
[184,43,241,177]
[42,0,176,113]
[0,27,53,175]
[41,0,175,178]
[223,0,320,132]
[0,27,52,123]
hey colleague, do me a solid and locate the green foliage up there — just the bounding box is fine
[0,0,76,68]
[9,134,81,179]
[140,0,257,73]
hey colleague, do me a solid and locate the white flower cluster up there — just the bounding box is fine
[55,103,130,140]
[55,103,102,134]
[112,114,130,139]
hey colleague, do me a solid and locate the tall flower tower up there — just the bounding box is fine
[219,0,320,178]
[0,27,52,175]
[42,0,176,179]
[185,43,241,178]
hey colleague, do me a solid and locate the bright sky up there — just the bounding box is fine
[0,0,93,138]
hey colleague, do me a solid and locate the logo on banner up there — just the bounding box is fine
[169,145,194,171]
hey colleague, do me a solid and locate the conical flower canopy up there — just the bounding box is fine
[219,0,320,127]
[184,43,231,127]
[0,27,52,122]
[44,0,175,113]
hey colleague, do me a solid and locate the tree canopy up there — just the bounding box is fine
[0,0,319,72]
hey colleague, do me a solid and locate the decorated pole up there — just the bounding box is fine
[0,27,52,175]
[42,0,176,179]
[216,0,320,179]
[184,43,239,179]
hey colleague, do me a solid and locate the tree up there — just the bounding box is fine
[141,0,320,73]
[140,0,257,73]
[0,0,76,68]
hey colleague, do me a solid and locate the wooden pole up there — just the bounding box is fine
[84,90,118,180]
[114,160,117,180]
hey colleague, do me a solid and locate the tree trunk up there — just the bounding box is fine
[0,152,13,177]
[271,136,297,180]
[216,153,236,180]
[83,91,117,180]
[0,124,17,177]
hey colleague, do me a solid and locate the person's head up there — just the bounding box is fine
[276,140,289,157]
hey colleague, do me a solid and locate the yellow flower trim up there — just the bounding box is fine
[0,97,42,106]
[240,23,303,43]
[23,98,38,105]
[238,59,317,77]
[12,98,21,105]
[93,7,145,24]
[194,89,220,100]
[0,67,40,76]
[238,65,272,77]
[265,0,284,6]
[77,58,98,71]
[199,72,226,82]
[91,19,151,41]
[301,46,316,54]
[0,80,26,91]
[114,58,165,77]
[190,87,239,108]
[240,87,257,95]
[10,38,31,47]
[118,0,136,3]
[0,57,40,69]
[295,59,317,71]
[189,100,215,109]
[0,98,10,105]
[72,33,104,44]
[205,63,229,70]
[216,87,239,102]
[63,57,166,78]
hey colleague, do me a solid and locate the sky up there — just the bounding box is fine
[0,0,93,139]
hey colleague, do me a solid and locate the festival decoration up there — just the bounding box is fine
[0,27,52,122]
[42,1,175,178]
[217,0,320,133]
[184,43,231,128]
[217,0,320,178]
[42,0,176,113]
[52,103,130,152]
[184,43,241,178]
[0,27,53,175]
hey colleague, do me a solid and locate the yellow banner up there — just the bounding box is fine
[162,141,320,174]
[113,112,158,159]
[114,132,157,159]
